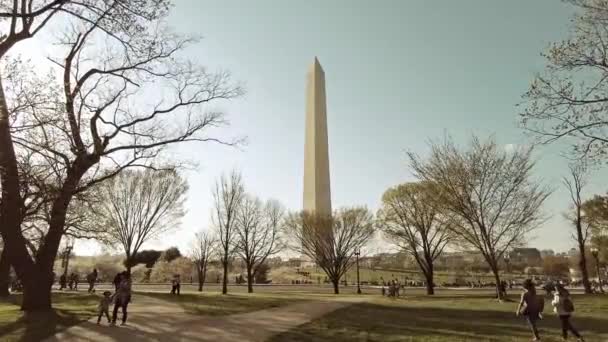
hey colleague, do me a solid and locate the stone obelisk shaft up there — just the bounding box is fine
[303,57,332,216]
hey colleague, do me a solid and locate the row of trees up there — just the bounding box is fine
[377,136,550,298]
[209,171,375,295]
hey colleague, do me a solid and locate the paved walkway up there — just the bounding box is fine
[44,294,355,342]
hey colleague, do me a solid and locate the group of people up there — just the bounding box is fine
[58,269,99,293]
[97,271,132,326]
[381,279,403,297]
[517,279,585,341]
[59,272,80,290]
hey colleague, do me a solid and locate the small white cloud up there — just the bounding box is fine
[504,143,517,153]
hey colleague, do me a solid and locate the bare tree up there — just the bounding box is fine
[93,169,187,274]
[520,1,608,162]
[212,170,244,295]
[0,1,242,311]
[234,196,283,293]
[284,207,375,294]
[378,182,451,295]
[408,136,551,300]
[563,163,593,293]
[190,230,217,292]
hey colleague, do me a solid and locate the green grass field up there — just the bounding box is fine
[270,293,608,342]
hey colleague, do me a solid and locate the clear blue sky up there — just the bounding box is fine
[76,0,607,255]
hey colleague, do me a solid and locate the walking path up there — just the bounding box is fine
[44,294,356,342]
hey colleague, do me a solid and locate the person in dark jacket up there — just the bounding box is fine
[516,279,543,342]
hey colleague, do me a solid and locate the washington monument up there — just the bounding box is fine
[303,57,332,216]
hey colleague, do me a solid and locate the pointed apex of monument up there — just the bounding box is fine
[310,56,324,73]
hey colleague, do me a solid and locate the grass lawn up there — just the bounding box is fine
[0,292,98,342]
[270,293,608,342]
[140,291,309,316]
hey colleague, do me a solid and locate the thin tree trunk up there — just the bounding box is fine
[197,267,203,292]
[492,266,503,301]
[576,223,592,294]
[246,265,253,293]
[200,265,207,292]
[222,254,228,295]
[0,249,10,297]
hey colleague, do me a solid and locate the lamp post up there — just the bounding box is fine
[62,237,75,277]
[591,247,604,294]
[355,249,361,294]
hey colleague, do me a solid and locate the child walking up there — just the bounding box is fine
[97,291,113,324]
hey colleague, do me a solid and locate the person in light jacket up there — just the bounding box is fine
[551,283,584,342]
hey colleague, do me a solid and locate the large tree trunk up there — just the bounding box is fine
[421,254,435,295]
[21,271,53,311]
[332,278,340,294]
[21,162,92,312]
[424,272,434,295]
[576,223,592,294]
[0,75,42,310]
[0,249,10,297]
[246,264,253,293]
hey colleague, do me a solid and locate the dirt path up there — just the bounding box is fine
[43,294,356,341]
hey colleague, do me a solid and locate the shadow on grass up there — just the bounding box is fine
[271,302,608,342]
[140,291,301,316]
[0,292,97,342]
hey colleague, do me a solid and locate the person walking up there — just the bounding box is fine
[516,279,543,342]
[552,283,584,341]
[111,272,132,326]
[59,273,67,290]
[87,269,98,293]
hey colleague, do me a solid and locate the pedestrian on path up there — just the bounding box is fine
[552,283,584,342]
[87,269,98,293]
[111,272,132,326]
[516,279,543,342]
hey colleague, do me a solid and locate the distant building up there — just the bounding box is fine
[511,248,542,265]
[540,249,555,258]
[567,248,578,258]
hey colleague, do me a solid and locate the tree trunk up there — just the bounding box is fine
[576,226,592,294]
[424,272,434,295]
[0,249,10,297]
[201,265,207,292]
[222,255,228,295]
[0,75,39,308]
[21,268,53,311]
[197,267,203,292]
[332,278,340,294]
[492,267,503,301]
[246,265,253,293]
[422,254,435,295]
[21,163,91,311]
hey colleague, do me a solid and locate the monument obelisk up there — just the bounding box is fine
[303,57,332,216]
